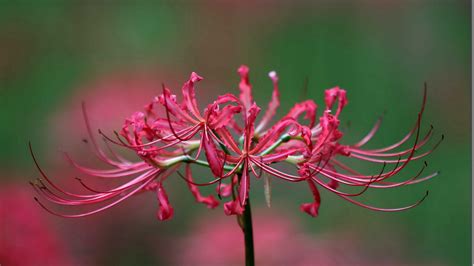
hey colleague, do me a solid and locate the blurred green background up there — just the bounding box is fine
[0,1,470,265]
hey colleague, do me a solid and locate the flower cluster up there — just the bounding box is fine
[30,65,442,220]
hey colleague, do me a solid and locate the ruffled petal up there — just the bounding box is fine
[181,72,203,119]
[224,198,244,216]
[156,182,174,221]
[324,86,347,117]
[159,87,198,124]
[238,65,253,110]
[300,179,321,217]
[202,131,224,177]
[185,165,219,209]
[215,93,241,105]
[208,104,242,129]
[244,103,261,151]
[256,71,280,133]
[284,100,318,128]
[251,117,302,154]
[217,183,233,198]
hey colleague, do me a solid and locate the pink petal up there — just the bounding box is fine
[300,202,320,217]
[224,198,244,216]
[300,179,321,217]
[181,72,203,119]
[215,93,241,105]
[243,103,261,150]
[284,100,317,128]
[251,117,301,154]
[185,165,219,209]
[217,183,233,198]
[159,87,198,124]
[238,65,253,110]
[208,104,242,129]
[202,132,224,177]
[215,127,242,154]
[328,179,339,189]
[256,71,280,133]
[324,86,348,117]
[216,174,238,198]
[156,182,174,221]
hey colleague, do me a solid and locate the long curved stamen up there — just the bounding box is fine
[311,173,377,197]
[251,158,303,182]
[362,161,430,188]
[74,169,159,194]
[100,122,201,150]
[326,157,402,184]
[337,190,429,212]
[372,172,439,188]
[311,125,337,155]
[256,157,264,179]
[207,128,227,147]
[354,84,428,155]
[249,161,260,178]
[64,153,151,178]
[32,186,88,206]
[32,179,102,204]
[353,115,383,148]
[306,148,336,178]
[176,171,223,187]
[30,143,105,199]
[194,138,205,158]
[321,159,433,190]
[32,178,129,206]
[81,103,124,167]
[99,121,200,150]
[350,134,443,164]
[102,137,131,164]
[351,125,434,157]
[34,177,157,218]
[221,157,244,178]
[312,161,387,187]
[34,182,123,206]
[349,111,423,180]
[330,158,399,180]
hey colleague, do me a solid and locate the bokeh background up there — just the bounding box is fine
[0,1,470,265]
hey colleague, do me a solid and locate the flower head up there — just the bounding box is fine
[31,65,442,220]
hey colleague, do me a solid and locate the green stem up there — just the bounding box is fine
[235,172,254,266]
[259,133,305,156]
[188,158,236,171]
[241,197,255,266]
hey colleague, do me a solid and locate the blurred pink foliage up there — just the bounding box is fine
[169,209,442,266]
[52,69,174,141]
[0,184,74,266]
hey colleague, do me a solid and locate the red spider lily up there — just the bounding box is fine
[30,65,442,220]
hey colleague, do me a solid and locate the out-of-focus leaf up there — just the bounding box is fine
[264,173,271,208]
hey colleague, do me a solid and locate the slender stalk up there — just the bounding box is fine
[236,172,254,266]
[242,198,255,266]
